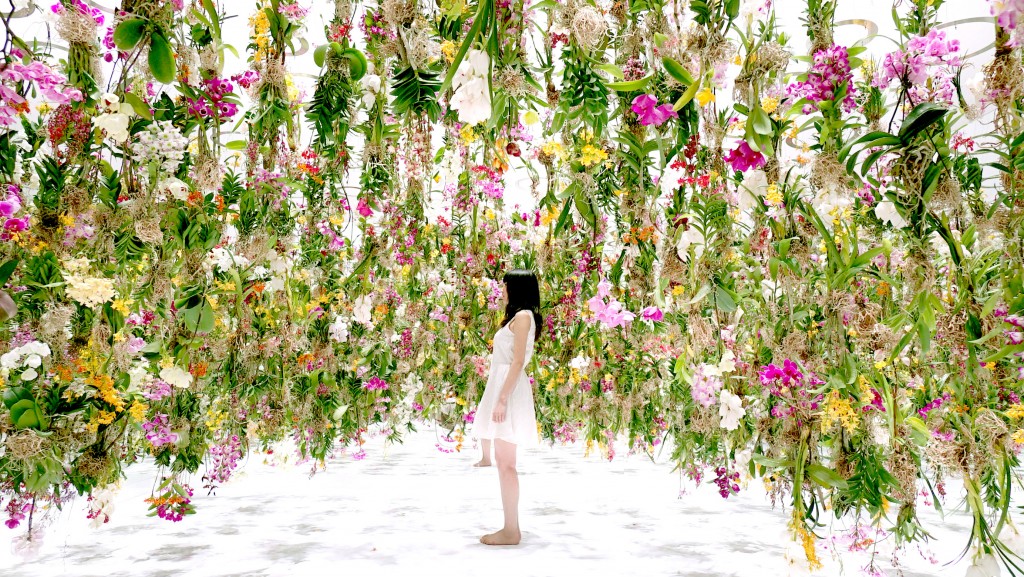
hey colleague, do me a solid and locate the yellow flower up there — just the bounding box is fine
[460,123,478,145]
[541,140,566,161]
[696,86,716,107]
[1013,429,1024,445]
[484,208,495,220]
[523,110,540,125]
[672,285,685,296]
[128,400,148,422]
[111,298,133,315]
[1007,404,1024,420]
[765,184,783,206]
[762,96,780,114]
[440,40,457,63]
[96,410,116,425]
[578,144,608,167]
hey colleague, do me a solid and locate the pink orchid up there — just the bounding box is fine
[631,94,678,127]
[724,141,767,172]
[640,306,664,322]
[357,198,373,217]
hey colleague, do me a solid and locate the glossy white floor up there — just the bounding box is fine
[0,425,1007,577]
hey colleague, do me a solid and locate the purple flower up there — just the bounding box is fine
[1007,331,1024,345]
[724,141,766,173]
[785,45,857,113]
[630,94,678,127]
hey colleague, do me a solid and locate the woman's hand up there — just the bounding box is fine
[492,398,508,423]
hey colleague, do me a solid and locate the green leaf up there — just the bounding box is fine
[332,404,350,420]
[605,74,653,92]
[905,416,931,446]
[750,105,772,136]
[342,48,368,81]
[594,64,624,80]
[148,33,177,84]
[114,18,147,51]
[313,44,330,68]
[673,77,702,111]
[201,0,221,40]
[122,91,152,120]
[225,140,247,151]
[807,463,848,489]
[11,399,42,430]
[715,285,737,312]
[898,102,948,143]
[662,57,694,86]
[0,259,18,287]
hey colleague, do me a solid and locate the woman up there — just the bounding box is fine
[471,269,542,546]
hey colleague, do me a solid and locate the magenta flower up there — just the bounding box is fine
[640,306,664,322]
[631,94,678,127]
[785,45,857,113]
[357,198,373,217]
[724,141,766,172]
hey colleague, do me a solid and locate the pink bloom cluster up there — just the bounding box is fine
[315,220,346,251]
[786,45,856,113]
[143,414,179,447]
[0,184,28,240]
[3,493,31,529]
[640,306,663,322]
[206,434,243,484]
[1,61,83,126]
[361,9,396,43]
[874,29,961,105]
[363,376,389,391]
[278,2,309,22]
[758,359,823,419]
[51,0,104,26]
[724,141,766,173]
[142,379,173,401]
[918,392,951,419]
[690,363,723,407]
[713,466,740,499]
[631,94,678,127]
[586,279,635,329]
[992,0,1024,29]
[187,77,239,120]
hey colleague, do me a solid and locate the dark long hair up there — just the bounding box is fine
[500,269,542,340]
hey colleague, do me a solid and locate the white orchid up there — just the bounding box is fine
[719,389,746,431]
[874,199,907,228]
[160,366,193,389]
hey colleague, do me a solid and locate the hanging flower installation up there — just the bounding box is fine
[0,0,1023,574]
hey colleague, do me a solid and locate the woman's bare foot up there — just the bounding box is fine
[480,528,521,545]
[473,459,492,467]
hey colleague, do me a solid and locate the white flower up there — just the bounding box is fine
[966,552,1001,577]
[676,227,705,261]
[718,389,746,431]
[450,76,491,126]
[128,362,153,391]
[329,316,350,342]
[468,50,490,77]
[99,92,120,113]
[874,199,907,228]
[717,350,736,374]
[93,112,131,142]
[65,275,116,308]
[352,295,374,327]
[20,367,38,381]
[739,169,768,212]
[222,224,239,246]
[160,366,193,389]
[360,74,382,108]
[160,177,190,202]
[569,355,590,370]
[24,354,41,368]
[734,447,752,472]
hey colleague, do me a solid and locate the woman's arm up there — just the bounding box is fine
[491,311,532,423]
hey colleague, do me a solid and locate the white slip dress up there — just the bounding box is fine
[470,311,538,447]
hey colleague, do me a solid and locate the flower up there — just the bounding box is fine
[786,44,857,113]
[160,366,193,389]
[695,86,716,107]
[719,389,746,430]
[630,94,678,126]
[353,295,374,326]
[451,51,492,125]
[965,551,1001,577]
[676,226,705,261]
[92,111,130,141]
[874,199,907,228]
[160,177,190,202]
[691,363,723,407]
[640,306,664,322]
[724,141,767,172]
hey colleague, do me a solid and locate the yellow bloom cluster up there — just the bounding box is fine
[440,40,456,63]
[1007,404,1024,420]
[696,86,715,107]
[821,390,858,434]
[579,144,608,167]
[791,521,823,571]
[765,183,783,206]
[128,400,148,422]
[1013,429,1024,445]
[249,10,273,61]
[88,374,125,412]
[460,123,478,145]
[541,140,568,162]
[762,96,780,114]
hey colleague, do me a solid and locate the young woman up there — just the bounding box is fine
[470,269,542,546]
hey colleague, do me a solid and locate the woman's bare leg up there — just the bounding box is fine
[480,439,521,545]
[473,438,492,467]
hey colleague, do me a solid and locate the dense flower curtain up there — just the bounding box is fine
[2,0,1024,573]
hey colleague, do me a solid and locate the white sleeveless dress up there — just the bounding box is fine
[471,311,538,447]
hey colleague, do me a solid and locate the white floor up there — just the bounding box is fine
[0,425,997,577]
